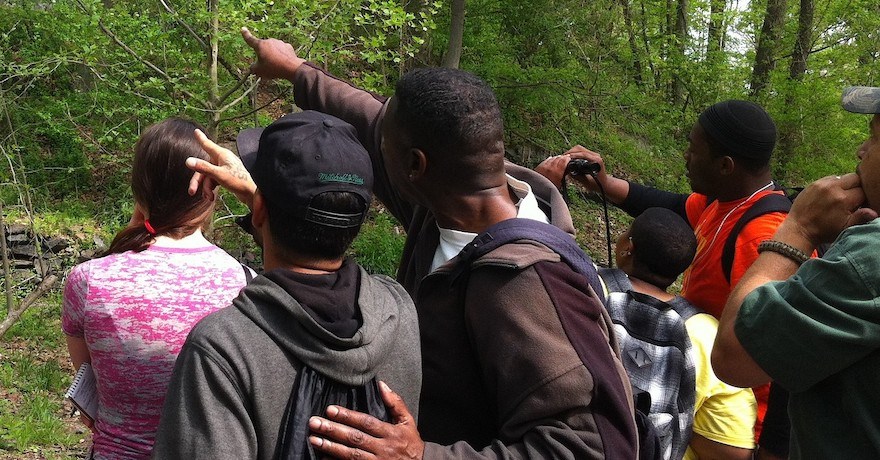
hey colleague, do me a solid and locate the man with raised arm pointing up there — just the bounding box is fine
[183,26,638,460]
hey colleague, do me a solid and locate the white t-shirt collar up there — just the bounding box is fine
[430,174,550,271]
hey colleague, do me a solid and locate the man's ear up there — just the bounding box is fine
[408,148,428,182]
[252,192,268,229]
[622,235,634,253]
[250,191,267,249]
[719,155,736,175]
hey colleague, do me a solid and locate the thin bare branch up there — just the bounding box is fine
[776,34,856,61]
[217,79,258,113]
[304,0,343,57]
[0,275,58,338]
[217,93,286,124]
[74,0,207,108]
[217,70,254,107]
[157,0,241,79]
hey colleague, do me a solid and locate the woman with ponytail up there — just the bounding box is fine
[61,118,251,460]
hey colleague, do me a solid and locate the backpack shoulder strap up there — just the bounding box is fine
[598,267,632,294]
[666,295,704,322]
[721,192,791,283]
[452,218,603,298]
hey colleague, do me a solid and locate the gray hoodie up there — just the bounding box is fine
[152,264,421,459]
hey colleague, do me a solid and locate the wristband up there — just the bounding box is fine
[757,240,809,266]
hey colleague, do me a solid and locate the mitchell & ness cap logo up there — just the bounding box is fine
[318,172,365,186]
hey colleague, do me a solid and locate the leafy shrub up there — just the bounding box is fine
[349,209,405,277]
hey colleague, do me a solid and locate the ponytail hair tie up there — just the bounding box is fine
[144,220,157,235]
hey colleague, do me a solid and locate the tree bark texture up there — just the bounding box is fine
[207,0,220,138]
[788,0,813,80]
[707,0,725,59]
[442,0,466,69]
[671,0,688,105]
[750,0,788,97]
[620,0,644,87]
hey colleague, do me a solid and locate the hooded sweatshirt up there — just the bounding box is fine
[151,259,421,459]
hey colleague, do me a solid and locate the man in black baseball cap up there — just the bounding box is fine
[153,111,422,459]
[236,110,374,236]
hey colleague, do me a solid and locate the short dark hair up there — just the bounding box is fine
[394,68,505,185]
[629,208,697,290]
[106,118,213,255]
[264,191,365,260]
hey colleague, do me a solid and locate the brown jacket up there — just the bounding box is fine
[293,63,637,459]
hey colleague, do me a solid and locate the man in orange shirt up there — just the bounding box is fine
[539,100,786,459]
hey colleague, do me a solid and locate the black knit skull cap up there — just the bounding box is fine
[698,100,777,163]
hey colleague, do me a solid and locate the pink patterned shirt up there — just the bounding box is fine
[62,244,249,460]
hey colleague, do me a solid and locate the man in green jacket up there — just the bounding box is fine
[713,86,880,458]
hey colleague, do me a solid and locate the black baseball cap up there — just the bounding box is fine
[236,111,373,228]
[842,86,880,114]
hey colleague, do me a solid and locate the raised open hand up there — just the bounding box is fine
[186,129,256,209]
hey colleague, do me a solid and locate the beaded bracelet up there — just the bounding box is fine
[757,240,810,266]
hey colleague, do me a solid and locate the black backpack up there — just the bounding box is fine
[237,270,390,460]
[451,218,643,460]
[600,268,700,460]
[276,367,389,459]
[716,187,831,283]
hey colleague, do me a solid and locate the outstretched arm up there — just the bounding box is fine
[535,145,630,204]
[238,28,414,226]
[240,27,305,81]
[535,145,689,219]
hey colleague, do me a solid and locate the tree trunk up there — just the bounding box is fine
[777,0,814,169]
[749,0,788,97]
[442,0,466,69]
[671,0,687,105]
[639,0,659,90]
[620,0,644,87]
[706,0,725,59]
[788,0,813,80]
[207,0,220,138]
